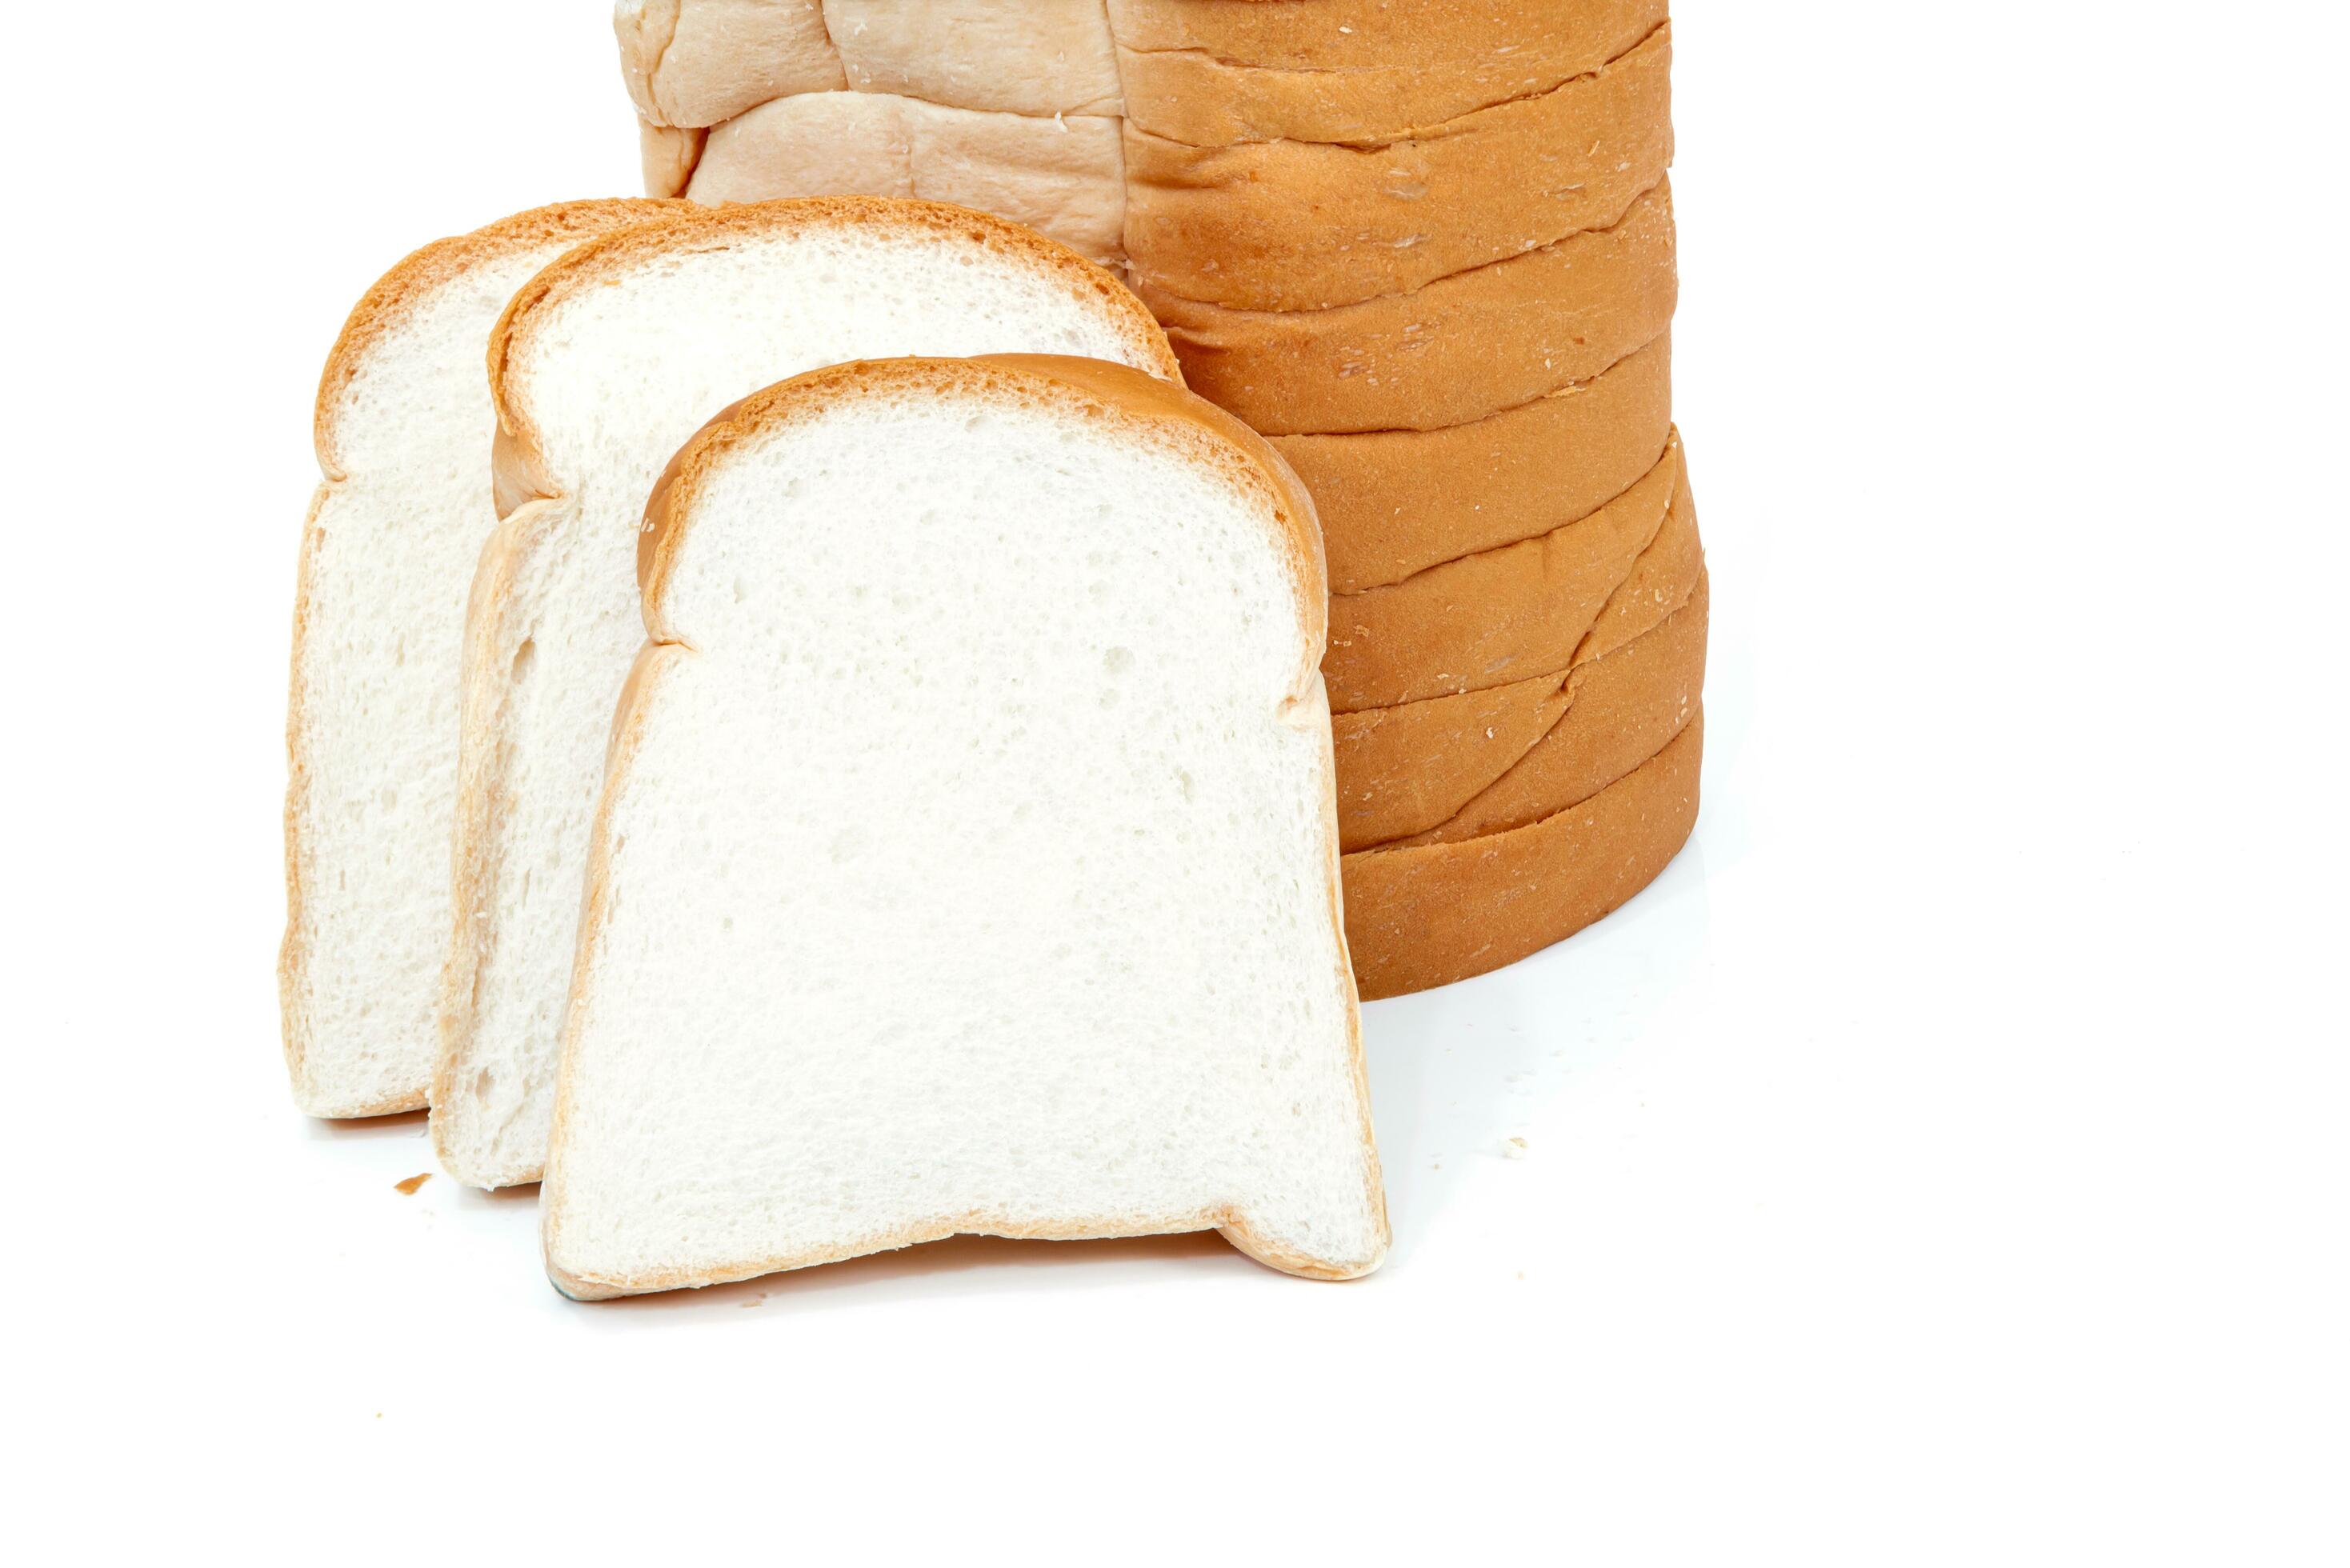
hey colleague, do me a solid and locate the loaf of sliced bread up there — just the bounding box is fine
[542,354,1387,1295]
[280,198,672,1120]
[434,198,1180,1190]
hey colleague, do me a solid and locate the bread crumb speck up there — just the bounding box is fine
[394,1173,430,1195]
[1503,1137,1530,1158]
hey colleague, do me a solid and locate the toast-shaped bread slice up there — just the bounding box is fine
[434,198,1179,1190]
[542,355,1388,1295]
[280,198,671,1119]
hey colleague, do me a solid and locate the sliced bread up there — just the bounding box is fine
[1110,0,1666,144]
[1336,572,1709,853]
[1275,331,1673,595]
[542,354,1387,1295]
[1323,430,1695,711]
[434,198,1180,1190]
[1121,24,1671,310]
[1343,711,1704,1001]
[1382,574,1708,850]
[280,198,672,1119]
[1136,178,1676,436]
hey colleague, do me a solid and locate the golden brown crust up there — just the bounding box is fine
[310,199,679,479]
[489,196,1182,522]
[1343,710,1703,1001]
[1109,0,1655,70]
[1121,23,1671,310]
[1112,0,1667,146]
[1323,428,1690,711]
[1275,330,1671,596]
[1137,177,1674,435]
[1387,572,1706,850]
[1336,570,1706,854]
[1334,665,1571,856]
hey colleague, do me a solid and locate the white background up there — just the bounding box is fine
[13,3,2344,1559]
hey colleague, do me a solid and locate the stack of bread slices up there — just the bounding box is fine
[619,0,1707,998]
[285,195,1392,1286]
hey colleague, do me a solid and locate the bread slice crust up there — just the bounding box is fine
[543,354,1384,1294]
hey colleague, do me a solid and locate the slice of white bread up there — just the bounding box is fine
[542,354,1387,1296]
[281,198,672,1119]
[434,198,1180,1190]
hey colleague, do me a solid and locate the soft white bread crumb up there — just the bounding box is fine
[542,356,1387,1295]
[281,201,666,1119]
[434,200,1178,1189]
